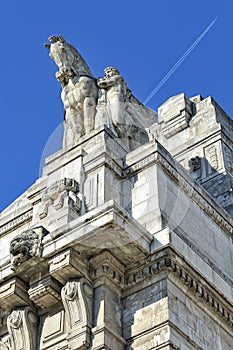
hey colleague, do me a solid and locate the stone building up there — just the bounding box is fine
[0,36,232,349]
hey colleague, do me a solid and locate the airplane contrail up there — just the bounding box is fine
[143,17,218,106]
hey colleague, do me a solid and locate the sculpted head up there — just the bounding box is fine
[104,67,120,78]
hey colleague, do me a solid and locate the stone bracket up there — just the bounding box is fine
[28,275,62,309]
[0,277,30,311]
[49,248,89,285]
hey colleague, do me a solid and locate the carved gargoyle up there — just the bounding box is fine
[10,227,47,270]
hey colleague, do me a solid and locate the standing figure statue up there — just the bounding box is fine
[45,35,98,148]
[96,66,156,146]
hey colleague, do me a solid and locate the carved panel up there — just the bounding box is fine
[61,278,93,349]
[84,173,98,210]
[9,226,48,270]
[40,310,67,349]
[223,144,233,172]
[7,307,38,350]
[204,142,222,175]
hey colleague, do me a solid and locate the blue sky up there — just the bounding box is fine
[1,1,233,211]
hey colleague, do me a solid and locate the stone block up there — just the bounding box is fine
[0,277,30,311]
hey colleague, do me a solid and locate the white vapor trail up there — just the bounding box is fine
[143,17,218,106]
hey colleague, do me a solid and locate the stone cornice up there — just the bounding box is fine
[0,209,33,236]
[123,140,233,239]
[123,247,233,330]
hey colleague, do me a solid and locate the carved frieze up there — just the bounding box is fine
[61,278,93,349]
[9,226,48,270]
[0,210,33,235]
[7,306,38,350]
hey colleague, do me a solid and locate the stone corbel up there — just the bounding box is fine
[28,275,62,309]
[49,248,89,285]
[7,306,38,350]
[61,278,93,349]
[0,277,30,312]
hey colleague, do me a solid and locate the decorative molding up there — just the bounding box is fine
[7,306,38,350]
[9,226,48,270]
[0,210,33,235]
[61,278,93,349]
[90,250,125,289]
[124,249,233,329]
[28,276,61,309]
[156,153,233,237]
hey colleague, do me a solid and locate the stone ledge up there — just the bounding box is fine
[43,200,153,265]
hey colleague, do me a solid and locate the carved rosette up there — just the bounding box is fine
[7,307,38,350]
[9,226,47,270]
[61,278,93,349]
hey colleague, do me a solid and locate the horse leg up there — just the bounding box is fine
[83,96,96,134]
[63,108,84,148]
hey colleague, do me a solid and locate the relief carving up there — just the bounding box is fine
[9,227,47,270]
[7,307,38,350]
[61,278,93,349]
[188,156,201,172]
[39,178,81,219]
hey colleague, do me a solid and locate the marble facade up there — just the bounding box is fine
[0,37,232,349]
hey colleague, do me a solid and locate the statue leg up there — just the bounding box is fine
[63,109,84,148]
[84,96,96,134]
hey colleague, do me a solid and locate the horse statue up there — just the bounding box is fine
[45,35,98,148]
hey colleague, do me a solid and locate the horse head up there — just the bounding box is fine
[45,35,93,80]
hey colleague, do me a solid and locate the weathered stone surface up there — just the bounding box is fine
[0,41,233,350]
[0,278,30,311]
[7,306,38,350]
[45,36,156,150]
